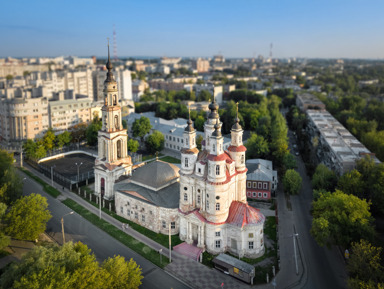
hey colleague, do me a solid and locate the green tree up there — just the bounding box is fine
[310,190,374,248]
[70,123,87,145]
[197,90,211,102]
[56,131,72,149]
[196,135,203,150]
[132,116,152,143]
[145,131,164,154]
[282,169,302,195]
[122,119,128,129]
[194,116,205,132]
[86,117,102,146]
[4,194,52,241]
[311,164,338,192]
[127,139,139,153]
[0,167,23,205]
[22,139,37,159]
[34,144,47,159]
[347,240,384,289]
[0,149,14,180]
[0,202,10,251]
[43,128,56,151]
[0,242,143,289]
[245,133,269,159]
[283,153,297,170]
[5,74,13,81]
[337,169,364,198]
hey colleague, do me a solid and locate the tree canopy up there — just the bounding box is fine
[4,194,52,241]
[132,116,152,142]
[0,242,143,289]
[127,139,139,153]
[145,130,164,154]
[310,190,374,248]
[86,117,102,146]
[311,164,338,192]
[282,169,302,195]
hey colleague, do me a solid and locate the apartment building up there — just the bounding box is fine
[306,109,380,175]
[296,93,325,112]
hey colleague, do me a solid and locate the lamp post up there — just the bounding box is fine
[75,162,83,188]
[293,233,299,275]
[61,211,74,244]
[51,165,56,187]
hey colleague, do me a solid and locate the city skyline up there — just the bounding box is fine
[1,0,384,59]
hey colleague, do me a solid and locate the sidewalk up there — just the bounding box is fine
[20,163,304,289]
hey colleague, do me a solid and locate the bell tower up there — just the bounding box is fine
[94,41,132,200]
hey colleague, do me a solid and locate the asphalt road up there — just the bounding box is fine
[21,172,190,289]
[288,130,347,289]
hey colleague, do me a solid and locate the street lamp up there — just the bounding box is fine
[292,233,299,275]
[61,211,74,244]
[51,165,56,187]
[75,162,83,188]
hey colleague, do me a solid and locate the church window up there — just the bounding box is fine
[241,154,244,164]
[117,140,122,159]
[135,212,138,219]
[198,168,201,173]
[184,193,188,201]
[206,200,209,209]
[171,222,176,229]
[215,240,221,248]
[127,202,130,206]
[197,195,200,204]
[216,165,220,175]
[193,137,195,144]
[261,239,263,245]
[216,196,220,200]
[113,95,117,105]
[213,144,215,152]
[197,189,201,193]
[150,211,152,215]
[260,229,263,234]
[216,203,220,211]
[135,205,138,209]
[185,158,188,168]
[114,115,119,129]
[181,139,184,144]
[127,210,130,217]
[120,207,123,214]
[249,241,254,249]
[162,221,166,228]
[142,215,145,222]
[249,233,254,238]
[239,136,241,143]
[215,231,220,237]
[184,187,187,191]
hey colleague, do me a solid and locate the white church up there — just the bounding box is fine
[95,48,265,258]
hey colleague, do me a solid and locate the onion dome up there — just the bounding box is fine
[208,98,219,119]
[231,102,242,130]
[105,40,115,82]
[185,105,195,132]
[212,121,222,137]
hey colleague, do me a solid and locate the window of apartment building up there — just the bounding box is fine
[215,240,221,248]
[173,137,175,141]
[249,241,254,249]
[162,221,166,228]
[263,193,268,198]
[135,212,138,219]
[263,183,268,189]
[258,192,262,198]
[177,138,179,142]
[215,231,220,237]
[216,203,220,211]
[142,215,145,222]
[253,182,257,188]
[253,192,256,197]
[258,182,262,189]
[171,222,175,229]
[181,139,183,143]
[247,181,251,188]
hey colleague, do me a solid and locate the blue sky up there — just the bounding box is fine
[1,0,384,59]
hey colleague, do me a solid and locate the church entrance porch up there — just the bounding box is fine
[192,224,198,244]
[185,220,205,249]
[173,242,203,262]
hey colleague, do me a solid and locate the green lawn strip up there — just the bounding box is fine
[159,156,181,164]
[62,198,168,268]
[142,153,164,162]
[78,186,183,248]
[18,167,60,198]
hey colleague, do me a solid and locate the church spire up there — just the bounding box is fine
[106,38,115,82]
[185,104,195,132]
[208,96,219,120]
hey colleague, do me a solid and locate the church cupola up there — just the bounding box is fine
[227,102,246,171]
[180,105,198,175]
[210,121,224,156]
[204,98,220,150]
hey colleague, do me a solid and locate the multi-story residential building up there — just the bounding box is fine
[306,109,380,175]
[194,84,223,104]
[245,159,278,200]
[296,93,326,111]
[148,79,186,92]
[193,58,210,73]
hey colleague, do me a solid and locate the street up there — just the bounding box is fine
[20,171,190,289]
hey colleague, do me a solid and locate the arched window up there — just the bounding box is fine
[216,165,220,175]
[239,136,241,143]
[184,193,188,201]
[197,195,200,204]
[185,157,189,168]
[241,154,244,164]
[117,139,122,159]
[206,200,209,210]
[216,203,220,211]
[103,141,107,159]
[113,94,117,105]
[114,115,119,129]
[212,144,215,152]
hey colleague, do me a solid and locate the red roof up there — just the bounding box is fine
[227,145,247,152]
[226,201,265,227]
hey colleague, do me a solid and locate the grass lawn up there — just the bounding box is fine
[142,153,164,162]
[62,198,169,268]
[18,167,61,198]
[159,156,181,164]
